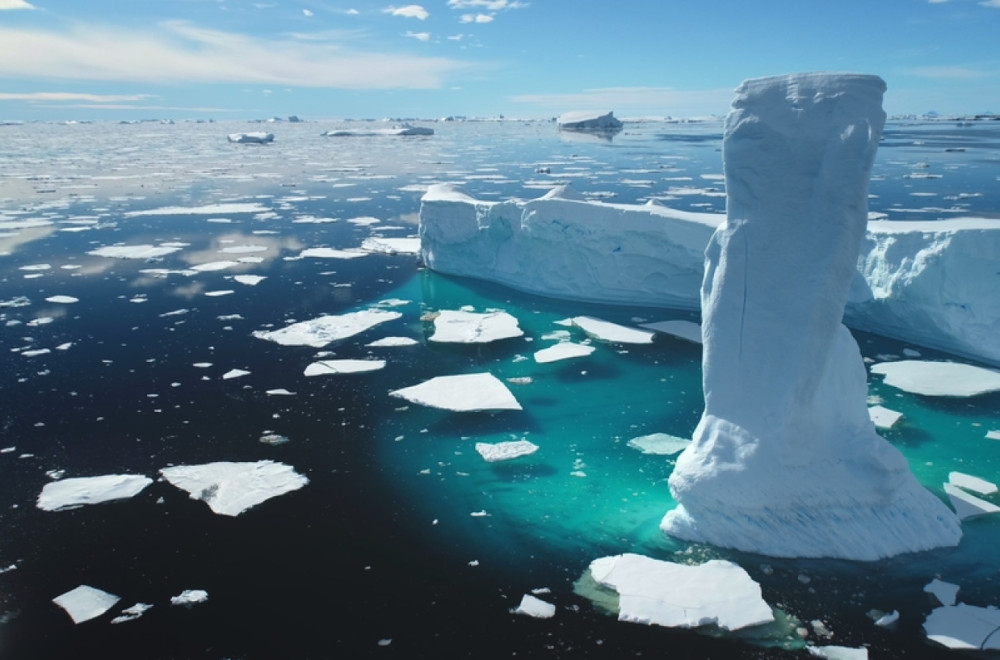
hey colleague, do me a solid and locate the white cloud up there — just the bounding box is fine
[302,8,313,16]
[0,92,153,102]
[0,0,35,9]
[903,65,993,80]
[384,4,429,19]
[405,31,430,41]
[460,13,493,23]
[980,0,1000,7]
[0,21,470,89]
[448,0,524,9]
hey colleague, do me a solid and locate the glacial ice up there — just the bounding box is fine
[252,309,402,347]
[52,585,121,624]
[870,360,1000,397]
[586,553,774,631]
[474,439,539,462]
[533,342,595,363]
[556,111,623,132]
[661,73,961,560]
[159,460,308,516]
[36,474,153,511]
[389,373,522,411]
[626,433,690,456]
[568,316,654,344]
[428,309,523,344]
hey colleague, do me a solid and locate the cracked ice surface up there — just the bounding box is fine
[253,309,401,348]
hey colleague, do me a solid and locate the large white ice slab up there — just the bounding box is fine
[870,360,1000,397]
[253,309,401,347]
[513,594,556,618]
[533,342,595,363]
[640,319,702,344]
[948,471,998,496]
[37,474,153,511]
[159,460,309,516]
[428,309,523,344]
[557,110,623,132]
[587,553,773,631]
[475,439,539,462]
[868,405,903,430]
[924,602,1000,650]
[943,483,1000,520]
[569,316,654,344]
[52,585,121,624]
[389,373,521,411]
[88,244,183,259]
[626,433,690,456]
[924,578,960,606]
[303,359,386,376]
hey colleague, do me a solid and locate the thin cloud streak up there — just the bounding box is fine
[0,0,34,9]
[0,92,154,102]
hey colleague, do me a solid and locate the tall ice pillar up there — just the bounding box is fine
[661,73,961,560]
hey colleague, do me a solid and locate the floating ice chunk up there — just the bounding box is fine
[514,594,556,619]
[52,585,121,624]
[297,247,368,259]
[233,274,266,286]
[159,460,309,516]
[868,405,903,430]
[474,439,539,462]
[219,244,268,254]
[533,342,595,363]
[367,336,418,347]
[0,296,31,308]
[222,369,251,380]
[640,319,702,344]
[925,579,961,606]
[124,203,270,218]
[948,471,998,495]
[21,348,51,357]
[111,602,153,624]
[170,589,209,606]
[807,646,868,660]
[557,110,623,132]
[44,295,78,304]
[265,388,296,396]
[943,483,1000,520]
[987,430,1000,441]
[88,244,183,259]
[253,309,401,347]
[924,602,1000,650]
[570,316,654,344]
[259,433,290,446]
[303,359,386,376]
[37,474,153,511]
[228,131,274,144]
[361,236,421,255]
[429,309,523,344]
[322,123,432,137]
[390,373,522,411]
[190,260,241,272]
[587,553,773,631]
[626,433,691,456]
[347,216,381,226]
[205,290,234,297]
[870,360,1000,397]
[874,610,900,627]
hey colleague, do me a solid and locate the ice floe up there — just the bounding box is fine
[296,247,368,259]
[568,316,654,344]
[557,110,623,132]
[925,579,961,606]
[159,460,308,516]
[253,309,402,347]
[948,471,998,495]
[871,360,1000,397]
[943,483,1000,520]
[222,369,251,380]
[88,244,184,259]
[513,594,556,619]
[233,274,266,286]
[44,295,78,304]
[36,474,153,511]
[390,373,522,411]
[322,123,433,137]
[626,433,691,456]
[474,439,539,462]
[361,236,420,254]
[533,342,595,363]
[52,585,121,624]
[170,589,209,606]
[639,319,702,344]
[923,602,1000,650]
[428,309,523,344]
[111,602,153,624]
[227,132,274,144]
[367,336,418,347]
[303,359,386,376]
[586,553,774,631]
[867,405,903,430]
[807,646,868,660]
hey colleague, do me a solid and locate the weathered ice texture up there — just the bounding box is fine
[661,73,961,560]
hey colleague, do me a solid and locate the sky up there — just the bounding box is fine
[1,0,998,121]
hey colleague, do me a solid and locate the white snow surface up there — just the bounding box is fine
[514,594,556,618]
[587,553,773,631]
[227,132,274,144]
[533,342,595,363]
[661,73,961,560]
[428,309,523,343]
[474,439,539,462]
[569,316,654,344]
[303,359,386,376]
[253,309,401,347]
[159,460,308,516]
[52,585,121,624]
[37,474,153,511]
[626,433,690,455]
[870,360,1000,397]
[389,372,521,411]
[923,602,1000,650]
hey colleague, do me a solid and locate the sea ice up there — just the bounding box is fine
[807,646,868,660]
[222,369,251,380]
[870,360,1000,397]
[661,73,961,560]
[626,433,690,456]
[361,236,421,254]
[36,474,153,511]
[389,373,522,411]
[924,578,960,606]
[110,602,153,624]
[428,309,523,344]
[586,553,774,631]
[639,319,702,344]
[322,123,432,136]
[159,460,309,516]
[513,594,556,619]
[52,585,121,624]
[234,274,266,286]
[44,295,78,304]
[227,131,274,144]
[943,483,1000,520]
[948,471,998,495]
[253,309,402,347]
[88,244,183,259]
[867,405,903,430]
[533,342,595,363]
[190,260,241,272]
[474,439,539,462]
[303,359,386,376]
[569,316,654,344]
[170,589,209,606]
[923,602,1000,650]
[367,336,418,347]
[297,247,368,259]
[556,110,623,132]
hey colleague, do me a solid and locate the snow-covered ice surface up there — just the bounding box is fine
[870,359,1000,396]
[513,594,556,618]
[474,439,539,462]
[36,474,153,511]
[52,585,121,624]
[428,309,523,343]
[389,373,521,411]
[253,309,401,347]
[159,460,308,516]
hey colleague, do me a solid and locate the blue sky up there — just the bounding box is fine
[1,0,998,121]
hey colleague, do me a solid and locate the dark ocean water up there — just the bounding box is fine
[0,118,998,659]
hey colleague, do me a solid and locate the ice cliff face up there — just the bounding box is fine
[659,72,960,560]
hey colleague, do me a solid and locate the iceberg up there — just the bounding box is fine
[626,433,690,456]
[52,585,121,624]
[556,110,623,132]
[253,309,401,347]
[36,474,153,511]
[389,372,521,411]
[568,316,654,344]
[428,309,523,344]
[640,319,702,344]
[661,73,961,560]
[227,131,274,144]
[870,359,1000,397]
[159,460,308,516]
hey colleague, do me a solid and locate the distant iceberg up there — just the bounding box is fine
[227,131,274,144]
[556,110,623,132]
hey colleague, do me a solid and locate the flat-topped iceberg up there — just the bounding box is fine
[556,110,623,132]
[160,460,308,516]
[52,585,121,624]
[228,131,274,144]
[870,359,1000,397]
[533,341,594,363]
[253,309,401,347]
[428,309,523,344]
[390,372,521,411]
[662,73,961,560]
[37,474,153,511]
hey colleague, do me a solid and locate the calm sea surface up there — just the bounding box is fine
[1,118,998,659]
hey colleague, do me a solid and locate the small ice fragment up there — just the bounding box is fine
[297,247,368,259]
[265,388,296,396]
[170,589,209,606]
[874,610,900,627]
[192,362,212,368]
[570,316,654,344]
[37,474,153,511]
[377,638,392,647]
[626,433,690,456]
[807,646,868,660]
[924,578,960,606]
[191,260,240,272]
[233,275,266,286]
[361,236,420,254]
[948,471,998,495]
[222,369,251,380]
[870,360,1000,397]
[367,336,419,347]
[204,289,234,297]
[303,359,386,376]
[55,342,73,351]
[639,319,702,344]
[259,433,290,446]
[88,244,182,259]
[533,342,595,363]
[868,405,903,430]
[429,309,523,344]
[924,602,1000,650]
[44,295,79,304]
[389,373,521,411]
[110,602,153,624]
[227,131,273,144]
[514,594,556,619]
[943,483,1000,520]
[987,430,1000,441]
[253,309,401,348]
[159,460,308,516]
[474,439,539,462]
[52,585,121,624]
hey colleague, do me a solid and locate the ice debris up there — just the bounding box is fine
[533,342,595,363]
[569,316,654,344]
[513,594,556,619]
[227,131,274,144]
[303,359,386,376]
[626,433,690,456]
